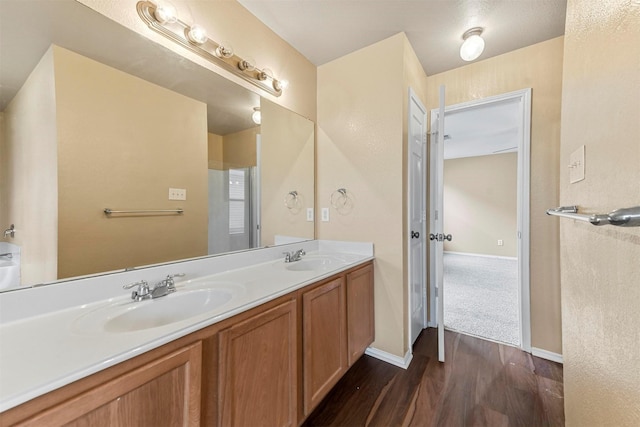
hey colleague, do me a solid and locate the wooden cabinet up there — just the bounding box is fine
[2,261,374,427]
[218,300,297,427]
[302,277,348,416]
[11,342,201,427]
[346,263,375,366]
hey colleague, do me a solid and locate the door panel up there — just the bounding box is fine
[408,89,427,346]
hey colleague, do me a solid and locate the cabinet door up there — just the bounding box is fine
[218,300,297,427]
[302,277,347,416]
[347,263,375,366]
[16,342,202,427]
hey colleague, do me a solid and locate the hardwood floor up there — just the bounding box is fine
[303,329,564,427]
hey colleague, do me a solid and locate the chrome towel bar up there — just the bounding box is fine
[546,205,640,227]
[104,208,184,215]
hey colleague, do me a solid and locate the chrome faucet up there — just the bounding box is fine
[123,273,185,301]
[3,224,15,238]
[283,249,306,263]
[123,280,151,302]
[150,273,185,298]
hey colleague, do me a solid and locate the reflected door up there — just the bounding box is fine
[408,88,427,346]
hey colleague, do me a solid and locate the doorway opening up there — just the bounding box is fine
[429,89,531,351]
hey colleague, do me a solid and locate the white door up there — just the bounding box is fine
[430,85,446,362]
[408,88,427,346]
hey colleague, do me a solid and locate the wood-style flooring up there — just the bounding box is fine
[303,329,564,427]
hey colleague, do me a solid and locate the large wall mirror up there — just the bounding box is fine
[0,0,315,291]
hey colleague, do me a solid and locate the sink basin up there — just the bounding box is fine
[73,282,240,334]
[0,260,20,290]
[104,288,233,333]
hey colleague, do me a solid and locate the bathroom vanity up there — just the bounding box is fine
[0,241,374,426]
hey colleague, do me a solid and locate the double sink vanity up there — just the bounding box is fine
[0,240,374,426]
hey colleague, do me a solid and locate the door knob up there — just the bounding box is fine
[445,234,452,241]
[429,233,436,241]
[411,231,420,239]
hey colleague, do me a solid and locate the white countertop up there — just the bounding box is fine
[0,240,373,412]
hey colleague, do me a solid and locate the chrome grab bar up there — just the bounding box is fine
[546,205,640,227]
[104,208,184,215]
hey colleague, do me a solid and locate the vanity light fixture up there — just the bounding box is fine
[459,27,485,61]
[136,1,284,96]
[252,107,261,125]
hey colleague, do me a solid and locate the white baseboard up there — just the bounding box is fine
[365,346,413,369]
[444,251,517,261]
[531,347,563,364]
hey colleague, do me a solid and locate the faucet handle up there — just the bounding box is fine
[283,252,292,262]
[123,280,150,301]
[123,280,148,290]
[164,273,185,291]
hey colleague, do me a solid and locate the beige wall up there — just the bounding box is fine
[444,153,518,257]
[261,99,315,245]
[318,33,425,358]
[207,133,224,170]
[0,112,5,232]
[223,127,259,169]
[53,46,208,278]
[78,0,317,122]
[560,0,640,425]
[2,47,58,285]
[427,37,564,355]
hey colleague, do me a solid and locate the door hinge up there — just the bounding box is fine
[435,210,439,220]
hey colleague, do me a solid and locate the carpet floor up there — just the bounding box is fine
[443,252,519,346]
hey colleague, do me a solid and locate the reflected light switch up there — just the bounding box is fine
[569,145,585,184]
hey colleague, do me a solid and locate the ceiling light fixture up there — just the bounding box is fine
[252,107,261,125]
[137,1,285,97]
[459,27,485,62]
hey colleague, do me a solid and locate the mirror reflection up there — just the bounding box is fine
[0,0,314,291]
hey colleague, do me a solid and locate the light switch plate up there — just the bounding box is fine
[169,188,186,200]
[569,145,585,184]
[321,208,330,222]
[306,208,314,222]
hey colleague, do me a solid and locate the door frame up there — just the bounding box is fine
[407,87,428,348]
[428,88,532,352]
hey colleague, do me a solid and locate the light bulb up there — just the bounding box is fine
[273,78,288,92]
[238,57,256,71]
[187,24,207,45]
[153,2,177,24]
[252,107,261,125]
[215,43,234,58]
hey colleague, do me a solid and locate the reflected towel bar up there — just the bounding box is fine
[546,205,640,227]
[104,208,184,215]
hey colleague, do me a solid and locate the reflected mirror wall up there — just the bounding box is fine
[0,0,315,290]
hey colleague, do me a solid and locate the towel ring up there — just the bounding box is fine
[284,190,301,211]
[330,188,354,214]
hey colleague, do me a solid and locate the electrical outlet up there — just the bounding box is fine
[169,188,186,200]
[498,239,504,246]
[321,208,330,222]
[306,208,314,222]
[569,145,585,184]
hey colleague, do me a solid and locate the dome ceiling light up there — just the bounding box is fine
[459,27,485,62]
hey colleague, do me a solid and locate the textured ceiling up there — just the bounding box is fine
[238,0,567,75]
